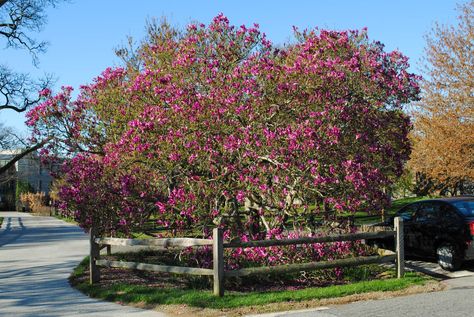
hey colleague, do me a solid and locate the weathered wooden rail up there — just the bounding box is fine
[89,217,404,296]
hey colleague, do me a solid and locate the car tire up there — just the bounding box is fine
[436,242,463,271]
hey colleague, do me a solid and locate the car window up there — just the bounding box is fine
[397,203,419,221]
[440,203,462,221]
[451,201,474,217]
[414,202,440,222]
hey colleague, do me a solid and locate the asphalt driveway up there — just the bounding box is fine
[0,212,165,317]
[3,212,474,317]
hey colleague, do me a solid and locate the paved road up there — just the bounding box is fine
[248,265,474,317]
[3,212,474,317]
[250,275,474,317]
[0,212,165,317]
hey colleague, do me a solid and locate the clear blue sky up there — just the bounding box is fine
[1,0,463,132]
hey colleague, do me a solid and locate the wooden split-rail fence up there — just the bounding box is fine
[89,217,404,296]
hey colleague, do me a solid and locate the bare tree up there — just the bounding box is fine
[0,64,52,112]
[1,0,60,111]
[0,0,63,176]
[0,122,22,148]
[1,0,62,59]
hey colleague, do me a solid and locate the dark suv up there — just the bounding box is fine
[379,197,474,271]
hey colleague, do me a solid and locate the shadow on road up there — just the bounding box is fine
[406,256,474,280]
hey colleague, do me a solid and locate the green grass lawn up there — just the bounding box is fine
[74,274,429,309]
[353,196,432,225]
[54,214,78,225]
[70,257,431,309]
[388,196,433,212]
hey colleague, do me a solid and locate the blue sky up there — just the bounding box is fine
[1,0,462,132]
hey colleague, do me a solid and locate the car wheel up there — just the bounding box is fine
[436,243,463,271]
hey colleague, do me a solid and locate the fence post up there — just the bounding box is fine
[213,228,224,296]
[89,226,100,284]
[394,217,405,278]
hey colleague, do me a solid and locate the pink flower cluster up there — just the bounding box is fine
[27,15,420,237]
[181,229,370,276]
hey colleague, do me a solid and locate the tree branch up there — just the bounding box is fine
[0,64,53,112]
[0,136,52,175]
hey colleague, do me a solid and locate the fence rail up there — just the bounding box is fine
[90,217,404,297]
[223,231,396,248]
[224,254,396,277]
[95,237,212,248]
[96,259,214,275]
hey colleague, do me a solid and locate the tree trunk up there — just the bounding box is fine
[0,137,51,176]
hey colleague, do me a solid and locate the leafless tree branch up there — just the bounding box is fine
[0,136,52,175]
[0,65,53,112]
[0,0,64,176]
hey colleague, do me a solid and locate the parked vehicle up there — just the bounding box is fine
[374,197,474,271]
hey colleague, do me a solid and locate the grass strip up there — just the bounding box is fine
[54,214,78,225]
[71,258,429,309]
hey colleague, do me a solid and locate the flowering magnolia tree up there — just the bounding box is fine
[27,15,420,237]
